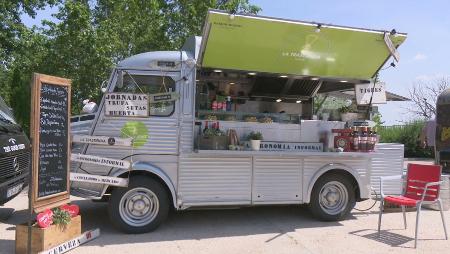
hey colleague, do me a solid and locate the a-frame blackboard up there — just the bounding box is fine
[30,73,71,213]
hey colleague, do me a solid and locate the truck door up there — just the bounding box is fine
[71,70,181,196]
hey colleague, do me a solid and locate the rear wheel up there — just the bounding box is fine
[108,177,169,233]
[308,173,356,221]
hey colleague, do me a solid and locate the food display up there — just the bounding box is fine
[225,115,236,121]
[332,127,378,152]
[206,114,218,121]
[244,116,257,122]
[259,116,273,123]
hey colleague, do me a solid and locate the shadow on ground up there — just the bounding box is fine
[2,199,352,249]
[349,229,414,248]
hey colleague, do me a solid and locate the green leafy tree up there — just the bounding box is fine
[1,0,261,128]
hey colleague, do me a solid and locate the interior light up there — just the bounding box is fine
[213,69,222,73]
[229,82,235,85]
[315,24,322,33]
[248,72,256,75]
[340,80,348,83]
[296,100,302,103]
[279,75,288,78]
[276,98,282,102]
[311,77,319,81]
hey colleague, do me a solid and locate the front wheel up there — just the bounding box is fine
[308,173,356,221]
[108,177,169,233]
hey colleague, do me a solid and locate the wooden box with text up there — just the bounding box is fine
[15,215,81,254]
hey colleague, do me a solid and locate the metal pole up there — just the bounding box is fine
[27,139,33,254]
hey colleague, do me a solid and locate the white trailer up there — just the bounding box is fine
[70,10,407,233]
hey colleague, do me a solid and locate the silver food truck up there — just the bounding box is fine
[70,10,407,233]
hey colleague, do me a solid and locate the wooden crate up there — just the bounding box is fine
[15,215,81,254]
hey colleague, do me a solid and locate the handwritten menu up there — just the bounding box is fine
[37,83,69,198]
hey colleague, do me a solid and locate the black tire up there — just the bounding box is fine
[308,173,356,221]
[108,176,169,233]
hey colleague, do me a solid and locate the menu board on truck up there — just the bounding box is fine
[30,73,71,213]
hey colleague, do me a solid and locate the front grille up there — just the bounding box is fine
[0,151,30,180]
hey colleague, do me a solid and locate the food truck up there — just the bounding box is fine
[70,10,407,233]
[436,88,450,173]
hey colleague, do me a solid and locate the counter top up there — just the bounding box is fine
[193,149,374,158]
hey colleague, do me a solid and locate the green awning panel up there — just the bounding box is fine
[199,10,407,80]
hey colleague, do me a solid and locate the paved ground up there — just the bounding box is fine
[1,190,449,254]
[1,159,448,254]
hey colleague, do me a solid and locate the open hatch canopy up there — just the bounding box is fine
[198,10,407,81]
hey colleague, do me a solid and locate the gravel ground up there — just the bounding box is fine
[1,190,449,254]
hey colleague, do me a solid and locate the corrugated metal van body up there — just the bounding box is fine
[370,143,404,195]
[178,156,252,206]
[252,157,302,203]
[179,152,372,207]
[303,156,371,201]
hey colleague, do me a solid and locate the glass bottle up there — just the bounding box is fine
[359,127,368,152]
[352,127,359,151]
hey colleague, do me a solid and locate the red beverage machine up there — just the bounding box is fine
[332,129,353,152]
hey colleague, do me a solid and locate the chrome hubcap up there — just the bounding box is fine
[119,187,159,227]
[319,181,349,215]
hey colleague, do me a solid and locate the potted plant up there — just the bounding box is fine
[200,127,228,150]
[247,131,263,151]
[338,105,359,122]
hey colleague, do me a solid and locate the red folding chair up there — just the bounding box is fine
[378,163,448,248]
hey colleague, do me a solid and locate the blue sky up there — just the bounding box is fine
[22,1,449,125]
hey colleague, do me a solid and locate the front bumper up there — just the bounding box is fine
[0,172,28,205]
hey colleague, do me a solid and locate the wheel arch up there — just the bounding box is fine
[305,163,363,203]
[103,161,177,209]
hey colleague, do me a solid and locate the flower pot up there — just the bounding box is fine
[15,215,82,254]
[340,112,359,122]
[250,140,261,151]
[199,136,228,150]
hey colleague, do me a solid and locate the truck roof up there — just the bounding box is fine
[117,51,188,71]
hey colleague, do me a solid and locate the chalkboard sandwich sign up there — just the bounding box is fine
[30,73,71,213]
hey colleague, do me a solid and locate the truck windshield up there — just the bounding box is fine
[114,74,175,117]
[0,96,16,124]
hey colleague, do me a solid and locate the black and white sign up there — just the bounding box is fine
[38,229,100,254]
[71,154,130,169]
[104,93,148,117]
[245,141,323,152]
[355,82,387,105]
[72,135,133,147]
[149,92,180,103]
[384,32,400,62]
[70,173,128,187]
[38,83,70,198]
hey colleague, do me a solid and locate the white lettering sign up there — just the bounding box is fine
[72,135,132,147]
[70,173,128,187]
[149,92,180,103]
[71,154,130,169]
[355,82,387,105]
[245,141,323,152]
[384,32,400,62]
[104,93,148,117]
[38,229,100,254]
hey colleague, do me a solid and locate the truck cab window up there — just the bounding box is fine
[0,96,16,124]
[114,74,175,116]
